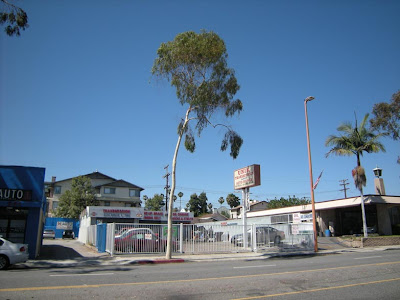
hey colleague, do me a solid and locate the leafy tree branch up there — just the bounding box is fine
[0,0,28,36]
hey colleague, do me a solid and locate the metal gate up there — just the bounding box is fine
[105,223,314,255]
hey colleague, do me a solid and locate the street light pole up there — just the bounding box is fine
[304,96,318,252]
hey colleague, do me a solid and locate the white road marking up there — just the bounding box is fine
[50,273,114,277]
[234,264,276,269]
[354,256,382,260]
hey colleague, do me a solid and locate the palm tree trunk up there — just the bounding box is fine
[360,188,368,237]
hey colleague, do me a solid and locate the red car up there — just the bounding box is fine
[114,228,171,253]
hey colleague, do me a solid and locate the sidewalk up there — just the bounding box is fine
[17,238,400,269]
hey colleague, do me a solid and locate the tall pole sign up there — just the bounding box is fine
[234,164,261,249]
[234,164,261,190]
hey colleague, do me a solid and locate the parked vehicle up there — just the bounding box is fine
[115,228,172,253]
[43,229,56,239]
[62,230,75,239]
[231,226,285,246]
[367,226,377,234]
[0,237,29,270]
[115,227,137,237]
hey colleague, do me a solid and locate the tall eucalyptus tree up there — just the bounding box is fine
[152,30,243,258]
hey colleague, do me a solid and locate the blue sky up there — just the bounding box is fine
[1,0,399,209]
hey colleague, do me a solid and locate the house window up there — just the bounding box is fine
[52,201,59,210]
[129,189,140,197]
[104,187,115,194]
[104,201,110,206]
[54,186,61,194]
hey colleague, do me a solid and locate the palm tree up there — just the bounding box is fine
[178,192,183,211]
[218,197,224,206]
[208,203,213,213]
[325,113,386,167]
[325,113,386,237]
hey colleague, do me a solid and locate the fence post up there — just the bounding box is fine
[179,223,183,253]
[96,224,107,253]
[110,223,115,256]
[252,224,257,252]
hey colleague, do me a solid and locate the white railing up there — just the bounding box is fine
[102,222,314,255]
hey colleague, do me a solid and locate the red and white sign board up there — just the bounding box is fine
[234,164,261,190]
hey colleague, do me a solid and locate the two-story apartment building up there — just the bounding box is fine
[46,171,144,216]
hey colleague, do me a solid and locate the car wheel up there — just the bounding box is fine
[0,255,10,270]
[274,236,281,245]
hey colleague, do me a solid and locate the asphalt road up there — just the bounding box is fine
[1,247,400,299]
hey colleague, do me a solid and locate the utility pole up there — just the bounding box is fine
[163,165,170,212]
[339,179,349,198]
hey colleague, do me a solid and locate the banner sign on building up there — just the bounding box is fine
[170,212,193,222]
[56,221,73,230]
[144,211,193,222]
[103,209,131,218]
[301,213,313,222]
[293,213,301,224]
[87,207,193,222]
[143,211,164,220]
[234,164,261,190]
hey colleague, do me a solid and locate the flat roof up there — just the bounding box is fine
[246,195,400,218]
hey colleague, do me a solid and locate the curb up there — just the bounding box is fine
[17,246,400,269]
[133,258,185,265]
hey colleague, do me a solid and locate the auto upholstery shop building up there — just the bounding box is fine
[0,166,46,258]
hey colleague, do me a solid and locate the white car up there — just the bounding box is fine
[43,229,56,239]
[0,237,29,270]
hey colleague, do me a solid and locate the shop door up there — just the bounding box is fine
[0,208,28,243]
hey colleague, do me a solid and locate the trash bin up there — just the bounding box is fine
[325,229,331,237]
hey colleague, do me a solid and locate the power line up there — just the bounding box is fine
[163,165,170,211]
[141,184,353,202]
[339,179,349,198]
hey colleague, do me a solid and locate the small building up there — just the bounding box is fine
[194,212,228,224]
[230,201,269,219]
[0,165,46,258]
[242,195,400,236]
[227,173,400,237]
[78,206,194,243]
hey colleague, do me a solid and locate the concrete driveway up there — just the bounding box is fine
[38,238,107,260]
